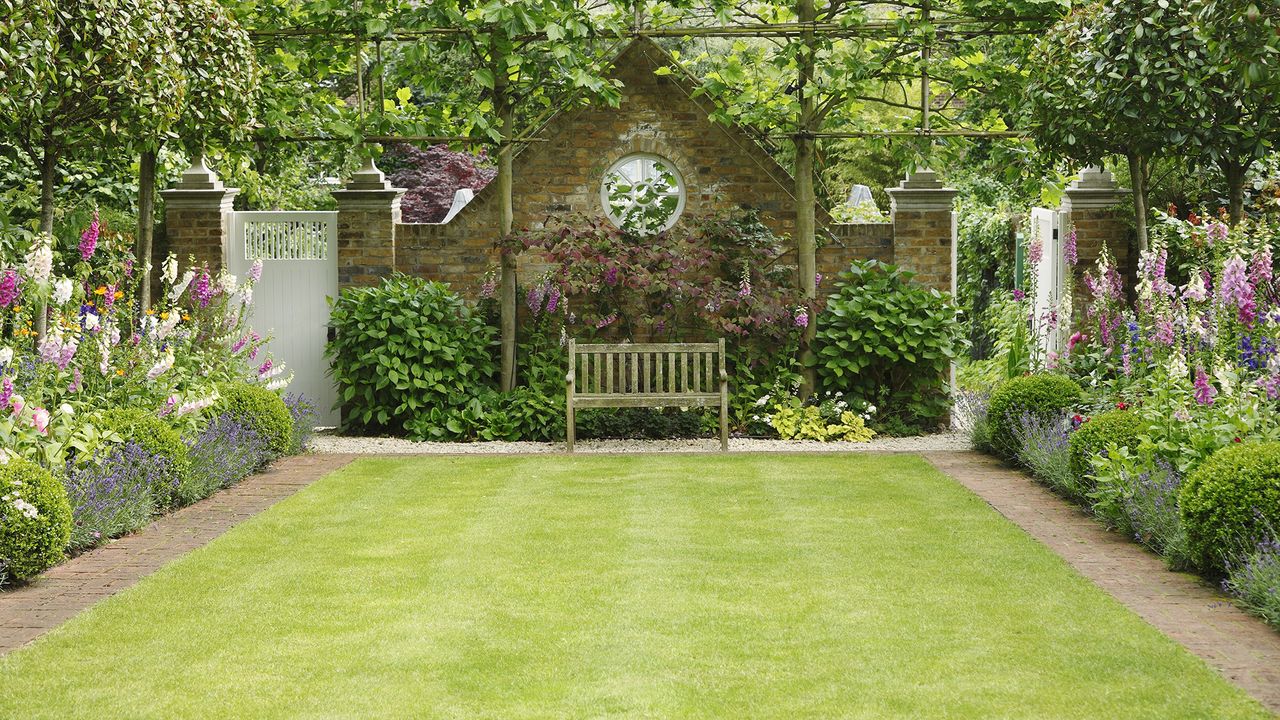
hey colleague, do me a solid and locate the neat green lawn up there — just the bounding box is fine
[0,454,1270,719]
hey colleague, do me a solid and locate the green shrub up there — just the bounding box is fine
[814,260,965,432]
[0,456,72,582]
[327,275,498,434]
[1068,409,1146,480]
[98,408,191,506]
[218,383,293,458]
[578,407,708,440]
[987,374,1083,459]
[1180,442,1280,573]
[406,386,566,442]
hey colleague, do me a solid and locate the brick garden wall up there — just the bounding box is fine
[395,39,836,297]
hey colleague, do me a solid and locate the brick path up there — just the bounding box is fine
[0,453,354,655]
[925,451,1280,714]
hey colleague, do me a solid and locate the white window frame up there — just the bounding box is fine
[599,153,687,234]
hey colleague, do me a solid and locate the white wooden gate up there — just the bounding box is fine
[228,211,339,427]
[1030,207,1068,359]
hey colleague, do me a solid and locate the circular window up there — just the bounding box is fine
[600,154,686,235]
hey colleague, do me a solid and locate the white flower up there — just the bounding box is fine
[265,373,293,391]
[83,313,100,331]
[0,348,11,366]
[170,271,195,301]
[51,277,73,305]
[24,234,53,284]
[755,396,769,407]
[240,288,253,306]
[866,405,877,415]
[12,497,38,519]
[162,255,179,285]
[146,350,174,380]
[59,403,74,417]
[218,272,237,294]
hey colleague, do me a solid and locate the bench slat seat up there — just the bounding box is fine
[566,338,729,452]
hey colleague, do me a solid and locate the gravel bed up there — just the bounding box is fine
[310,431,972,455]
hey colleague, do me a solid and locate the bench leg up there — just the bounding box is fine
[720,386,729,452]
[566,400,575,453]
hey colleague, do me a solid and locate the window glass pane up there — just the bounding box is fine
[601,154,685,235]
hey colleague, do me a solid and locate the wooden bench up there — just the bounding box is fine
[566,339,729,452]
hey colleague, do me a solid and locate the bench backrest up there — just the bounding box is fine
[569,340,725,396]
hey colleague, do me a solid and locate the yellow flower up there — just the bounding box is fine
[94,286,107,296]
[115,369,125,376]
[181,313,190,321]
[160,312,169,320]
[113,290,123,299]
[145,309,155,316]
[11,305,20,313]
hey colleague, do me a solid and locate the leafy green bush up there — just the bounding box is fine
[987,374,1083,459]
[327,275,497,434]
[218,383,294,459]
[1180,442,1280,573]
[578,408,708,440]
[98,408,191,506]
[407,386,566,442]
[767,397,875,442]
[0,455,72,581]
[814,260,965,431]
[1068,409,1146,480]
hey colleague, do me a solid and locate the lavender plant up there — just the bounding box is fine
[1093,453,1193,569]
[284,392,317,452]
[181,412,270,504]
[1223,533,1280,629]
[953,390,992,451]
[63,443,168,552]
[1011,411,1085,500]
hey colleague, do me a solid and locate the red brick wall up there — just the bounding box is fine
[393,39,883,297]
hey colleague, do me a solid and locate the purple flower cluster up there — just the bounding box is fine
[79,210,99,261]
[1194,367,1217,406]
[183,412,270,501]
[193,270,214,308]
[284,392,317,451]
[1064,228,1078,266]
[0,269,20,307]
[1222,534,1280,627]
[63,443,169,552]
[1118,460,1187,560]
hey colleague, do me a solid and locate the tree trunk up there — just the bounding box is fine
[136,148,157,311]
[1127,152,1149,255]
[796,0,818,399]
[1221,158,1247,227]
[496,70,517,392]
[36,139,56,342]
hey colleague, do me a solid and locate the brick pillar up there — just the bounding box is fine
[331,159,406,288]
[159,156,238,270]
[1059,166,1132,310]
[888,169,958,293]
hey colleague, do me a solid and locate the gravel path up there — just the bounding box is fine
[310,432,972,455]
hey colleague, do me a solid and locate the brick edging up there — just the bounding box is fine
[0,453,355,655]
[924,450,1280,714]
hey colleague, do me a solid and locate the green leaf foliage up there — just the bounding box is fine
[1180,442,1280,573]
[813,260,966,432]
[326,275,498,435]
[1068,409,1146,481]
[0,455,72,581]
[217,382,294,460]
[987,374,1083,459]
[97,408,192,508]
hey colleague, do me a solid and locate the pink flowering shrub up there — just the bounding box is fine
[511,209,803,349]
